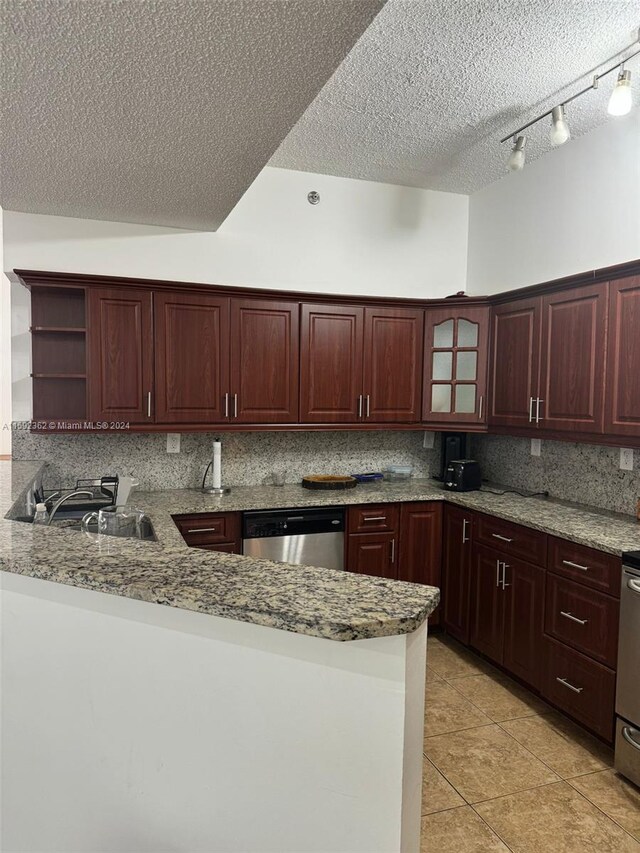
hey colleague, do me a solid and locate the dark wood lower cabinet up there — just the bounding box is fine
[398,503,442,624]
[346,532,397,579]
[442,505,472,644]
[172,512,241,553]
[502,557,545,690]
[470,544,505,664]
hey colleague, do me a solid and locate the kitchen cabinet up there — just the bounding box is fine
[538,283,607,433]
[605,275,640,437]
[172,512,241,553]
[154,291,230,423]
[87,286,154,423]
[346,532,397,579]
[441,504,473,644]
[470,543,544,689]
[423,305,489,427]
[397,503,442,624]
[300,304,423,423]
[230,298,299,423]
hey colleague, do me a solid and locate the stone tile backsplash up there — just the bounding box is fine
[12,429,440,492]
[471,435,640,517]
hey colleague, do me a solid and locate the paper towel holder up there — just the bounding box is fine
[201,460,231,496]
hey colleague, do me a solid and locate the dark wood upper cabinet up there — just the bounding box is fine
[300,304,364,423]
[88,287,153,423]
[423,305,489,427]
[538,283,607,433]
[489,297,541,429]
[229,298,299,423]
[442,504,473,644]
[363,307,424,423]
[605,275,640,437]
[154,292,229,423]
[502,557,545,690]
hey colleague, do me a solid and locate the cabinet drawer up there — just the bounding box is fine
[547,536,620,596]
[475,512,547,565]
[348,504,399,533]
[542,637,616,742]
[173,512,241,547]
[545,574,619,667]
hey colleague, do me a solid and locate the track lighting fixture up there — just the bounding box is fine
[608,68,633,116]
[501,26,639,171]
[507,136,526,171]
[550,105,571,146]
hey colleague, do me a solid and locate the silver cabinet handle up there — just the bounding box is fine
[364,516,387,522]
[556,677,583,694]
[147,391,152,417]
[492,533,513,543]
[562,559,589,572]
[622,726,640,751]
[529,396,534,422]
[478,395,483,420]
[366,394,370,417]
[627,578,640,594]
[187,527,220,534]
[224,392,229,418]
[536,398,544,423]
[462,518,470,544]
[358,395,363,418]
[233,393,238,418]
[390,538,395,563]
[502,562,510,589]
[496,559,502,588]
[560,611,588,625]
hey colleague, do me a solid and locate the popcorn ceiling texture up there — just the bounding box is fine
[12,430,440,493]
[272,0,640,193]
[472,435,640,518]
[0,0,382,230]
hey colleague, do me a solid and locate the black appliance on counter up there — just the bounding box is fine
[443,459,482,492]
[435,432,469,481]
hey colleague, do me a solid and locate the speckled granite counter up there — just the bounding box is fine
[0,462,439,641]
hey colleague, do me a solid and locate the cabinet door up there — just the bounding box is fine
[398,503,442,624]
[538,283,607,433]
[423,306,489,426]
[300,304,364,423]
[469,545,505,665]
[605,275,640,437]
[442,505,473,644]
[154,292,229,423]
[346,533,397,579]
[502,558,545,690]
[489,298,541,428]
[88,287,153,423]
[229,298,299,423]
[363,307,424,422]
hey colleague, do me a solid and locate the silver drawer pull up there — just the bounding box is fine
[556,677,583,694]
[187,527,220,534]
[562,559,589,572]
[492,533,513,543]
[364,516,387,522]
[560,611,588,625]
[622,726,640,751]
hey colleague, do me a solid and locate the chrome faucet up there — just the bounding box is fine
[47,490,94,525]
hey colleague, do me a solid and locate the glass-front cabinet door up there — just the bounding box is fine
[422,304,490,427]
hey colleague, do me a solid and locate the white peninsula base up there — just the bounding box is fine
[1,571,427,853]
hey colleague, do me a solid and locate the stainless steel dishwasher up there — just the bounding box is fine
[615,550,640,787]
[242,507,345,570]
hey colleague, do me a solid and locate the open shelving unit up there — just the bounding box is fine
[30,286,88,421]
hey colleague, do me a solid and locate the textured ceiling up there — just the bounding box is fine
[272,0,640,193]
[0,0,382,229]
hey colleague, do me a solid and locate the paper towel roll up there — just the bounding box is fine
[212,440,222,489]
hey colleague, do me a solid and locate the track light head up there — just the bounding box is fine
[507,136,527,171]
[550,105,571,145]
[608,68,633,116]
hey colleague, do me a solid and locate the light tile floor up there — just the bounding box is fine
[421,634,640,852]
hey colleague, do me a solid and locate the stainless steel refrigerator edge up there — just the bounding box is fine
[615,552,640,786]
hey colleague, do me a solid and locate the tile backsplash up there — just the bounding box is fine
[471,435,640,517]
[12,429,439,492]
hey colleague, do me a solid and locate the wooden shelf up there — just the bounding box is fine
[31,326,86,334]
[31,373,86,379]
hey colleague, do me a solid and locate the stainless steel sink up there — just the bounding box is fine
[13,507,157,541]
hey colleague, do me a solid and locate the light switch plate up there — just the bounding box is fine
[530,438,541,457]
[620,448,634,471]
[166,433,181,454]
[423,431,435,449]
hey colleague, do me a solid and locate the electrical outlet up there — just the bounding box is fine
[423,431,435,449]
[530,438,541,457]
[166,433,181,454]
[620,448,634,471]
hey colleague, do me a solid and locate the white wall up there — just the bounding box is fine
[466,110,640,294]
[0,209,11,454]
[4,166,469,298]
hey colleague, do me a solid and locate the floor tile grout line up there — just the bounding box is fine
[566,774,640,843]
[468,802,518,853]
[421,754,470,806]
